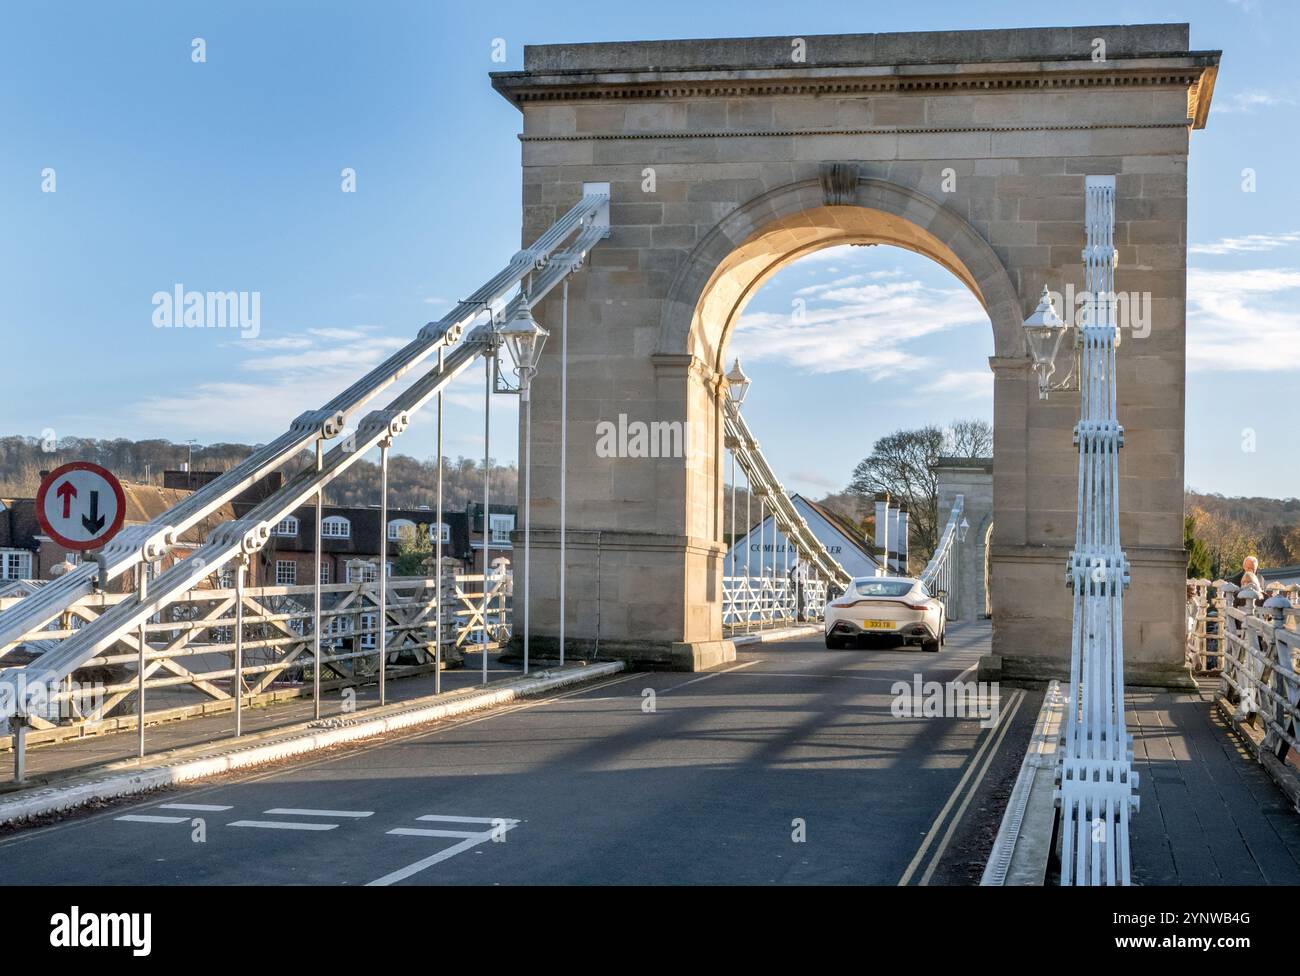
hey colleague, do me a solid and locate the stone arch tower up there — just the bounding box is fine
[492,24,1218,682]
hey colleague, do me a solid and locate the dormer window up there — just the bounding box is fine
[321,516,351,539]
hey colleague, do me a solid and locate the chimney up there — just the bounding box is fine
[873,498,890,575]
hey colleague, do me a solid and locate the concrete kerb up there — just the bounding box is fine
[0,661,625,826]
[730,624,821,646]
[982,678,1063,886]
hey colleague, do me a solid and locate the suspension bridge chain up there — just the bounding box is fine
[0,192,611,721]
[721,396,851,590]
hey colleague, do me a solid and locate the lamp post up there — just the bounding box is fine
[499,303,549,676]
[725,358,750,583]
[1028,174,1136,886]
[1022,286,1069,400]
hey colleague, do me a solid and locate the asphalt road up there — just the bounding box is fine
[0,621,1040,885]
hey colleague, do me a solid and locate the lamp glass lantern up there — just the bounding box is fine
[726,357,751,406]
[499,305,549,398]
[959,517,970,543]
[1023,286,1071,400]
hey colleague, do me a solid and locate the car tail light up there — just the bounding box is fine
[905,603,930,611]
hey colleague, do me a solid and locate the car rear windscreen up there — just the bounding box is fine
[853,580,914,598]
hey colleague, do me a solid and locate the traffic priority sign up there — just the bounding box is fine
[36,462,127,551]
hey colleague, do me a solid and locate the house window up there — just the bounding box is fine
[275,560,297,586]
[321,516,351,539]
[320,562,330,584]
[273,516,299,537]
[217,566,235,588]
[0,550,33,581]
[429,523,451,545]
[489,514,513,545]
[388,519,415,541]
[360,612,377,649]
[347,562,378,584]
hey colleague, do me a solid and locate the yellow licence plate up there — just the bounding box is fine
[861,619,895,630]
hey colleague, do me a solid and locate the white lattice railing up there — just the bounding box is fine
[0,572,511,756]
[722,576,827,634]
[1206,580,1300,776]
[919,495,964,613]
[1187,579,1300,675]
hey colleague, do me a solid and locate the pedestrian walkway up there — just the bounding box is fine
[1128,680,1300,885]
[2,650,522,792]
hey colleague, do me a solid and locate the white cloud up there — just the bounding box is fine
[1214,89,1293,114]
[732,277,987,377]
[130,324,426,438]
[1190,231,1300,255]
[1187,266,1300,371]
[922,369,994,399]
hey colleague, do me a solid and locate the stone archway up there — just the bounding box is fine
[495,24,1216,683]
[658,175,1024,368]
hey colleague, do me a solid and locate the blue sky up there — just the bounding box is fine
[1,0,1296,499]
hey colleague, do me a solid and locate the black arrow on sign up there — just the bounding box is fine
[81,490,105,534]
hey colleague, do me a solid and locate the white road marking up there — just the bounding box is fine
[158,803,232,812]
[115,814,189,824]
[918,690,1026,887]
[228,820,338,831]
[388,827,481,839]
[368,816,519,886]
[263,808,373,818]
[416,814,518,825]
[897,688,1026,886]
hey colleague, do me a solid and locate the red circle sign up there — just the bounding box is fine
[36,462,127,551]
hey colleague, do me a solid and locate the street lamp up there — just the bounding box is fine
[959,517,970,543]
[1022,286,1069,400]
[499,305,549,401]
[497,301,548,677]
[726,357,751,405]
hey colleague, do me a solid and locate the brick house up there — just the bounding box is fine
[0,484,238,591]
[254,504,471,587]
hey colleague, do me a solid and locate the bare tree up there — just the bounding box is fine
[846,425,945,562]
[944,418,993,458]
[844,418,992,564]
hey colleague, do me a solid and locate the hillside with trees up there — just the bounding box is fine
[0,435,518,509]
[1185,490,1300,578]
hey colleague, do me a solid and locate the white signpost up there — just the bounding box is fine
[36,462,126,551]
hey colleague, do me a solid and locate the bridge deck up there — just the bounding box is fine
[0,621,1040,884]
[6,622,1300,886]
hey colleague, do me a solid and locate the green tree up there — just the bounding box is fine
[1185,513,1212,579]
[392,523,434,577]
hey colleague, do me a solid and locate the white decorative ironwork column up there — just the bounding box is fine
[1057,175,1139,886]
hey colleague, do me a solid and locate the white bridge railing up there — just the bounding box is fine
[723,576,828,633]
[918,495,964,614]
[0,573,511,758]
[1191,580,1300,792]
